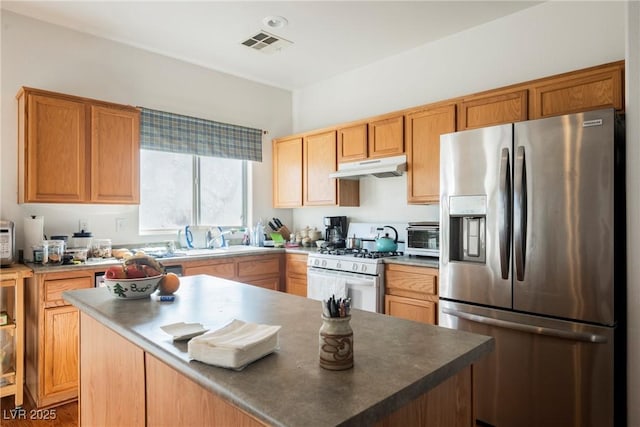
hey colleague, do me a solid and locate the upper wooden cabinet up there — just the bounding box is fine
[457,89,528,131]
[273,132,359,208]
[529,61,624,119]
[272,60,624,206]
[304,131,338,206]
[405,104,456,204]
[272,136,303,208]
[337,123,368,163]
[17,87,140,204]
[90,106,140,203]
[368,114,404,159]
[337,116,404,164]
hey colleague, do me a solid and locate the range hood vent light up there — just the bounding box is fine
[329,155,407,180]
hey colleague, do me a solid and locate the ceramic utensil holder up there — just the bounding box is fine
[319,315,353,370]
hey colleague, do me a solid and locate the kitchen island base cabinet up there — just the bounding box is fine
[79,311,474,427]
[80,313,145,427]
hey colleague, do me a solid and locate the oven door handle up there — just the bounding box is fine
[307,267,378,284]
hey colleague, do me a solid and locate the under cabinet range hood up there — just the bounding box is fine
[329,155,407,179]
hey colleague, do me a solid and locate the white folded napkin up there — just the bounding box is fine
[188,319,281,369]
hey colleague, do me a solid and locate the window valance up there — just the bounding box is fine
[139,107,263,162]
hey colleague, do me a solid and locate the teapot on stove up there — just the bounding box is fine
[375,226,398,252]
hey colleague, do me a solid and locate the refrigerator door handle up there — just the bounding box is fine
[441,307,608,343]
[514,145,527,281]
[498,148,511,279]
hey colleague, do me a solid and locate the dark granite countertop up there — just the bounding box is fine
[64,275,492,427]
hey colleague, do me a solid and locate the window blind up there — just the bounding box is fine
[139,107,263,162]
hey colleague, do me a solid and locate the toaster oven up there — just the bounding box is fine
[0,220,16,266]
[405,222,439,257]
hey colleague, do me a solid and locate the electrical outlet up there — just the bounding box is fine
[79,219,89,231]
[116,218,127,232]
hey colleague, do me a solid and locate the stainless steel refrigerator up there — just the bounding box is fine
[439,108,626,427]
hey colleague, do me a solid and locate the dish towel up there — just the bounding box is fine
[188,319,281,369]
[307,274,347,301]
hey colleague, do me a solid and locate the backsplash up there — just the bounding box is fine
[292,174,440,233]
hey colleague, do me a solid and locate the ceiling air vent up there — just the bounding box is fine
[241,31,292,54]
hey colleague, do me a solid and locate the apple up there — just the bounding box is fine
[142,265,162,277]
[125,264,146,279]
[105,265,126,279]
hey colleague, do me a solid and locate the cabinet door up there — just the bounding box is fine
[457,89,528,130]
[285,254,308,297]
[530,62,624,119]
[244,276,280,291]
[43,305,79,398]
[90,105,140,203]
[385,295,437,325]
[303,131,337,206]
[405,105,456,204]
[183,261,235,279]
[368,115,404,159]
[24,94,87,203]
[337,124,368,162]
[285,276,307,297]
[272,137,303,208]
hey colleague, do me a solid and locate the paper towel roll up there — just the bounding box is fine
[24,216,44,262]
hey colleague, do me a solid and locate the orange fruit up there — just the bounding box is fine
[158,273,180,295]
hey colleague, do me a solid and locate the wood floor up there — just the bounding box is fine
[0,392,78,427]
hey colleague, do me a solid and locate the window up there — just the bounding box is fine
[139,150,247,232]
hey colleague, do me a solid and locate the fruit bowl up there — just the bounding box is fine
[103,275,164,299]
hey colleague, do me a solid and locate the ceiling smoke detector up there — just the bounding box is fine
[241,30,293,54]
[262,15,288,29]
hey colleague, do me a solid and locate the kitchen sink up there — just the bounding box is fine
[176,246,269,257]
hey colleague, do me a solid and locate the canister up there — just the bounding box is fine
[90,239,112,258]
[44,240,65,265]
[71,230,93,249]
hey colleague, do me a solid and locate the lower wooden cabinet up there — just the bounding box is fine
[385,294,436,325]
[43,306,79,397]
[182,258,235,278]
[182,254,284,292]
[285,253,308,297]
[384,264,438,325]
[25,270,93,408]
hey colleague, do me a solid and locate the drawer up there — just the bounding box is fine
[45,276,93,305]
[237,256,281,278]
[183,262,235,279]
[385,264,437,297]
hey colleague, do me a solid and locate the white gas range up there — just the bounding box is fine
[306,223,407,313]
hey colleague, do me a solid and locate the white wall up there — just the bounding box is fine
[626,3,639,426]
[290,1,626,232]
[0,11,293,250]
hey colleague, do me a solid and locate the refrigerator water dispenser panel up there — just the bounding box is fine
[449,195,487,264]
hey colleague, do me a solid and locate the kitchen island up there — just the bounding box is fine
[63,274,493,427]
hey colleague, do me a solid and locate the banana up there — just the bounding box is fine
[123,254,165,274]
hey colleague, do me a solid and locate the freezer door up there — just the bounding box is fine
[440,124,512,308]
[513,109,615,325]
[439,300,615,427]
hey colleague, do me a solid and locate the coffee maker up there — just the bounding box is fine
[323,216,347,248]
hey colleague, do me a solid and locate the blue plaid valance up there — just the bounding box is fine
[139,108,263,162]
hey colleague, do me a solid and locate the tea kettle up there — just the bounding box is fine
[375,226,398,252]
